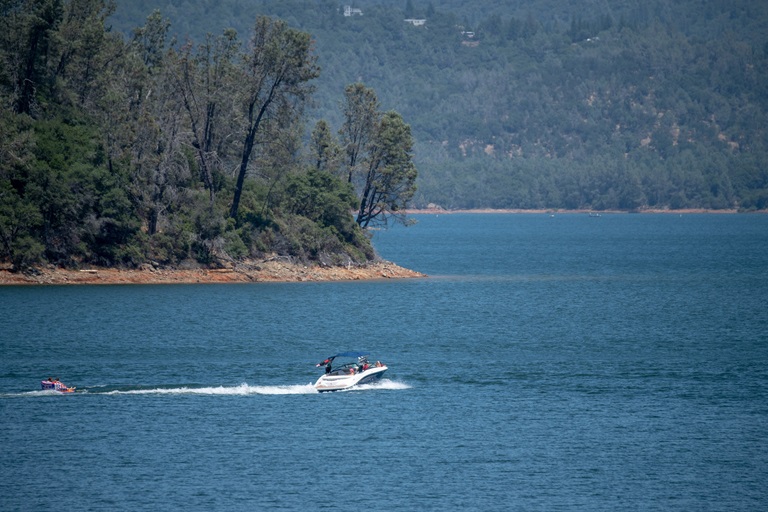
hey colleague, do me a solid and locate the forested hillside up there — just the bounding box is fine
[111,0,768,211]
[1,1,417,270]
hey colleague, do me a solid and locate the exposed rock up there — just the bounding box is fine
[0,260,426,286]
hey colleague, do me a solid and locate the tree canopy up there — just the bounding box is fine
[0,1,418,271]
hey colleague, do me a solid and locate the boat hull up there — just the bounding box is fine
[314,366,387,392]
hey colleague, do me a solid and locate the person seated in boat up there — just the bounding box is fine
[375,361,383,367]
[349,367,356,375]
[361,361,370,372]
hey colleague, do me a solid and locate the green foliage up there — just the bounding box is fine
[0,1,379,270]
[0,181,45,269]
[309,119,343,176]
[269,169,373,263]
[223,230,249,259]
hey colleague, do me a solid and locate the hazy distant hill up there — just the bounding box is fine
[111,0,768,210]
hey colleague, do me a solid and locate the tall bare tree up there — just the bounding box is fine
[356,111,418,228]
[173,28,240,208]
[229,16,319,220]
[338,83,418,227]
[339,82,379,184]
[100,9,192,238]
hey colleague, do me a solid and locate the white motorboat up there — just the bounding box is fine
[314,352,387,392]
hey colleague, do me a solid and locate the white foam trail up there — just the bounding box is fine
[353,379,411,391]
[1,389,68,397]
[248,383,320,395]
[102,383,319,395]
[98,380,411,395]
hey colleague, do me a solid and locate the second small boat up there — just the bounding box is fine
[41,378,75,393]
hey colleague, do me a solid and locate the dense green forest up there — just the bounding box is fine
[110,0,768,211]
[0,0,417,270]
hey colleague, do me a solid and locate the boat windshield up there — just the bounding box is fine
[320,354,375,375]
[326,360,359,375]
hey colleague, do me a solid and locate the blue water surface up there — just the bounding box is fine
[1,213,767,510]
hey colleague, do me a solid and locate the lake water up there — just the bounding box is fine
[1,213,767,510]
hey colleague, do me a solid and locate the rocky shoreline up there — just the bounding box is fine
[0,260,426,286]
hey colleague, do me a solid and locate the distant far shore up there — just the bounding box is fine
[405,207,766,214]
[0,260,426,286]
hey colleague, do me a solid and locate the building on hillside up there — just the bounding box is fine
[344,6,363,16]
[405,18,427,26]
[461,29,478,47]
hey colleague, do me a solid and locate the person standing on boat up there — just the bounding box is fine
[317,358,333,374]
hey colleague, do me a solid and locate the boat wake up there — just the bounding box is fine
[2,389,74,397]
[96,383,319,395]
[98,379,411,395]
[2,380,410,397]
[347,379,411,392]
